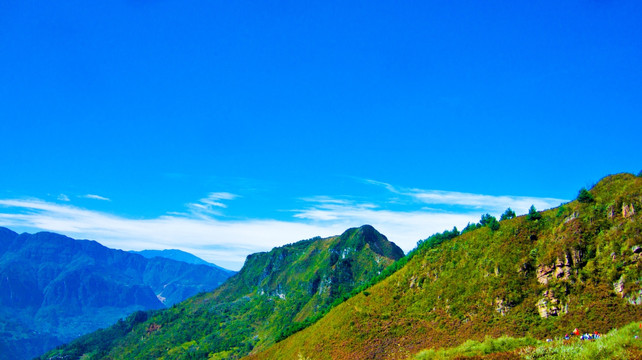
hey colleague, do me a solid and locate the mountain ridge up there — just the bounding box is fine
[131,249,235,274]
[247,173,642,359]
[0,228,234,360]
[41,225,404,360]
[39,173,642,360]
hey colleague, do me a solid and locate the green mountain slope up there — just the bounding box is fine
[247,173,642,360]
[41,225,404,360]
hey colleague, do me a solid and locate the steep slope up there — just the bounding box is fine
[41,225,404,360]
[248,173,642,360]
[0,229,234,360]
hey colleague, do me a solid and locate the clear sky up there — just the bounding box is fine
[1,0,640,270]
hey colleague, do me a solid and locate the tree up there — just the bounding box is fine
[500,208,516,221]
[527,205,541,221]
[479,213,500,231]
[488,218,500,231]
[577,188,595,203]
[461,222,481,234]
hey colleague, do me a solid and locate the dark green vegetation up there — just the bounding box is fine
[577,187,595,204]
[0,229,233,360]
[41,225,404,360]
[248,173,642,359]
[461,212,501,234]
[501,208,517,221]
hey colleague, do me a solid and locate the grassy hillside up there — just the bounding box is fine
[41,225,404,360]
[404,320,642,360]
[247,173,642,360]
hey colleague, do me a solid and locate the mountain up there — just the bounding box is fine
[247,173,642,359]
[131,249,235,274]
[0,229,234,360]
[40,225,404,360]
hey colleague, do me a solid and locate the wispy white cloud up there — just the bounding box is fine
[0,198,337,271]
[365,180,566,215]
[83,194,111,201]
[0,182,568,271]
[57,194,70,202]
[187,192,239,216]
[293,198,479,250]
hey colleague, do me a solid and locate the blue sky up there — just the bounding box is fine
[1,1,640,270]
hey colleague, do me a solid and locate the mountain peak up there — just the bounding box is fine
[46,226,404,359]
[337,224,404,260]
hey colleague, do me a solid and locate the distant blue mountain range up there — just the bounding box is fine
[131,249,236,275]
[0,227,235,360]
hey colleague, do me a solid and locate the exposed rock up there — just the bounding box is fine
[613,275,625,297]
[627,290,642,305]
[495,297,510,316]
[147,323,161,335]
[570,249,583,266]
[632,246,642,254]
[613,275,642,305]
[409,276,417,289]
[623,203,636,218]
[517,262,533,275]
[608,206,616,218]
[536,265,554,285]
[564,212,579,223]
[554,254,572,280]
[536,290,561,318]
[537,253,575,285]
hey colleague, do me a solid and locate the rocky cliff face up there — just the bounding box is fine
[0,228,233,360]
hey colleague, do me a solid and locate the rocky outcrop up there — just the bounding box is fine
[608,206,616,218]
[536,251,579,285]
[564,212,579,223]
[613,274,642,305]
[536,264,554,285]
[623,203,636,218]
[495,297,511,316]
[536,290,565,318]
[614,275,626,297]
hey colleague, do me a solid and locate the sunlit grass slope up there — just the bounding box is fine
[247,173,642,360]
[408,320,642,359]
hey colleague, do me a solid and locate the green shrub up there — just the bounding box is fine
[500,208,516,221]
[461,222,481,234]
[577,188,595,203]
[527,205,542,221]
